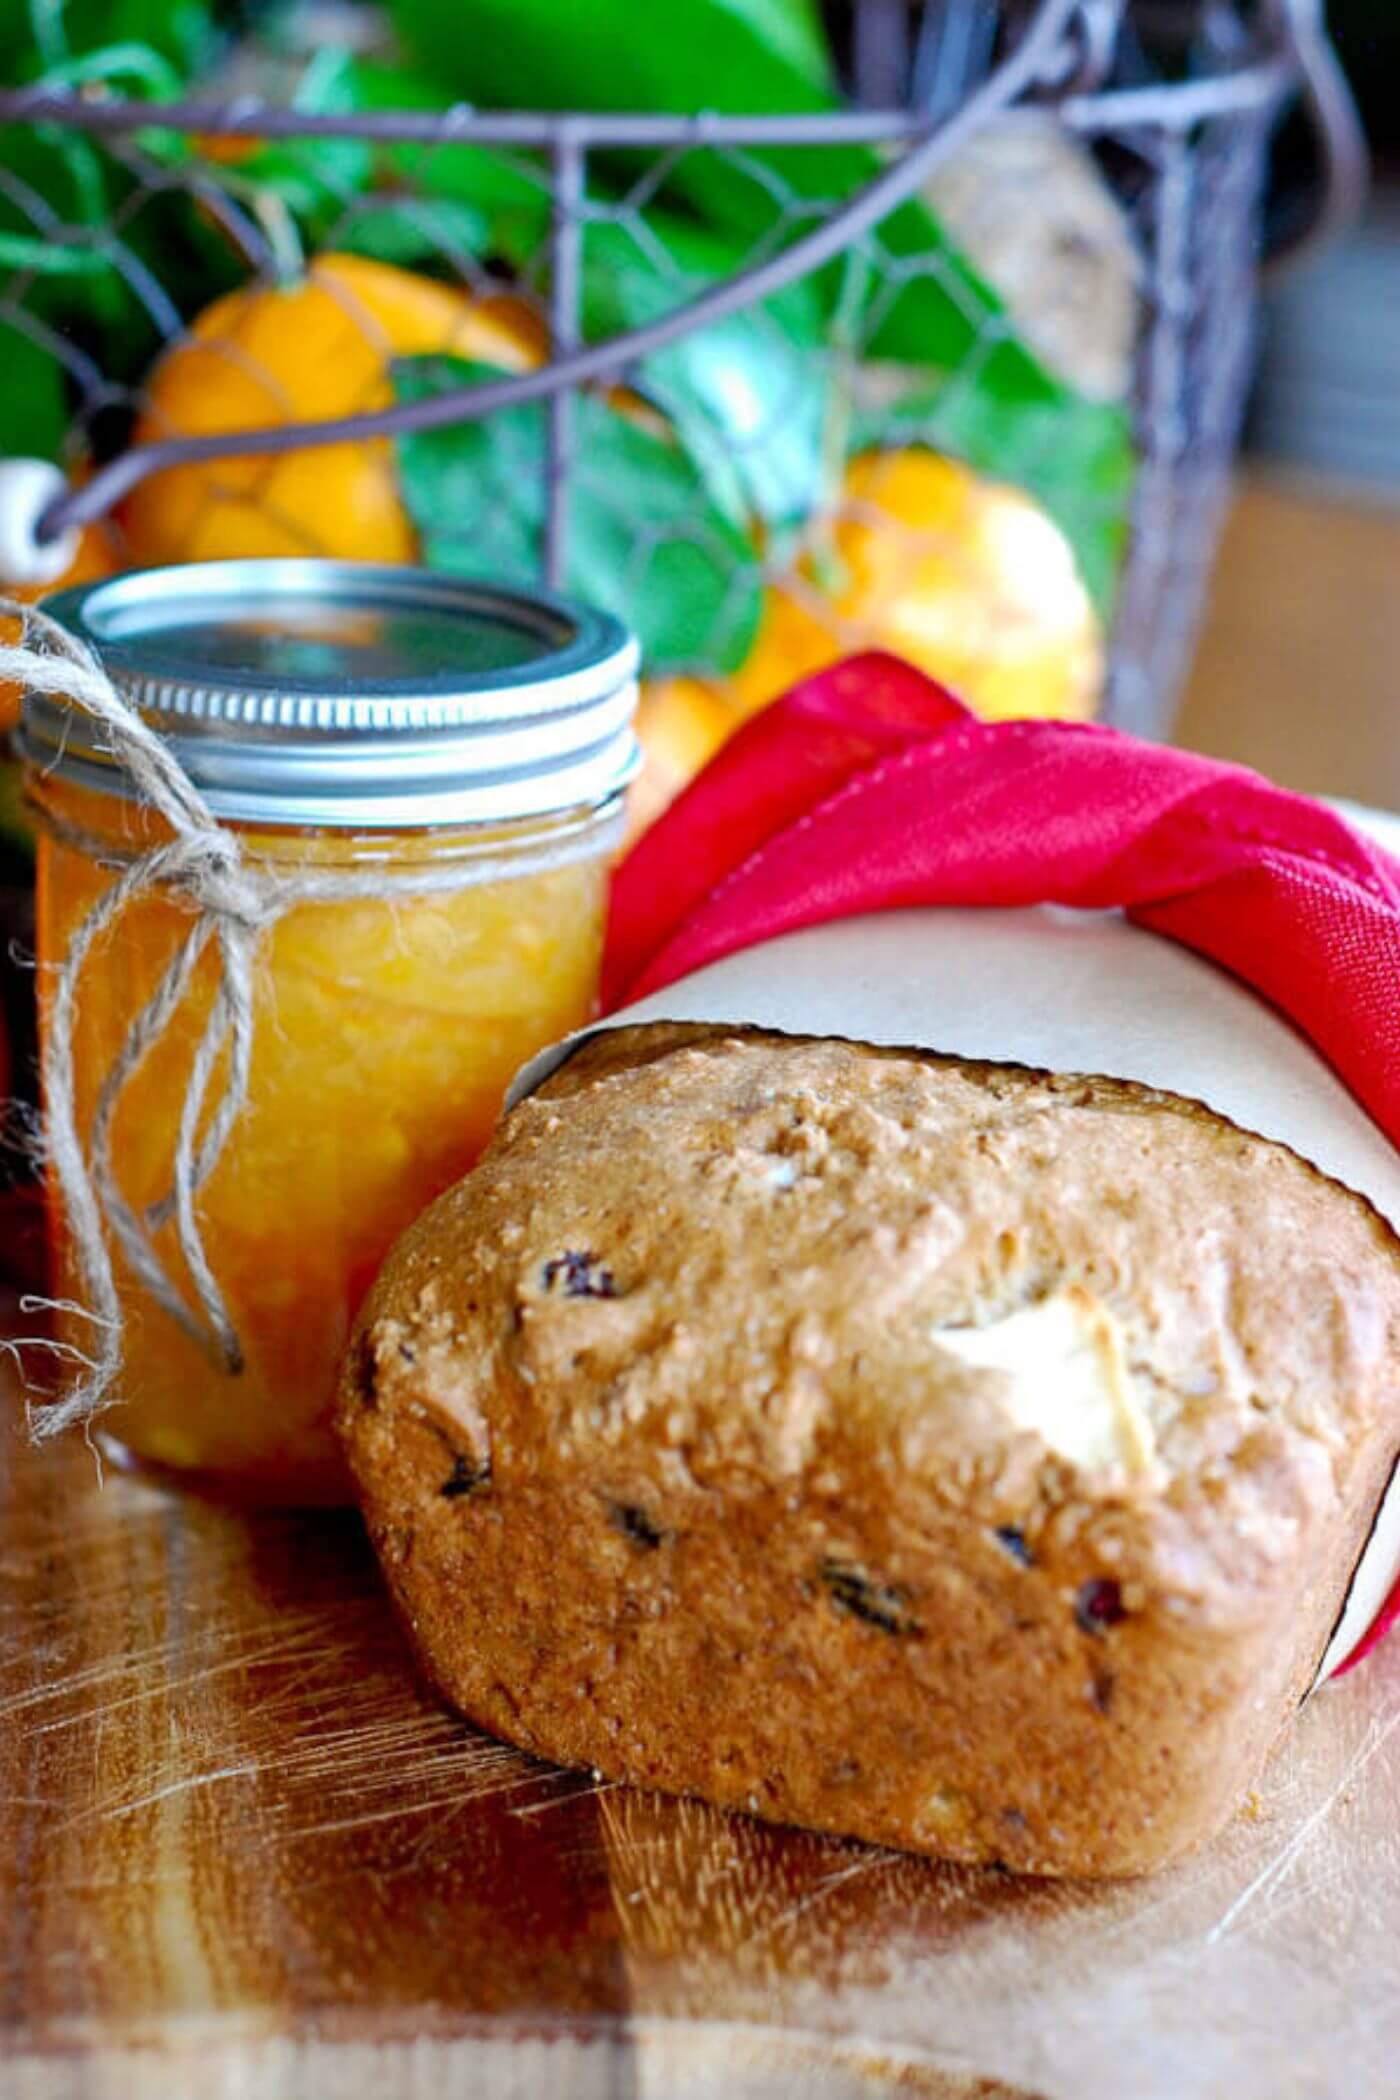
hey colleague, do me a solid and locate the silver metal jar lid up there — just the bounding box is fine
[20,560,640,829]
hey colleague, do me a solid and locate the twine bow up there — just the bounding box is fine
[0,598,618,1437]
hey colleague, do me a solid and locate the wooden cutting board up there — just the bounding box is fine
[3,1322,1398,2100]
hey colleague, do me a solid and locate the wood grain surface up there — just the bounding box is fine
[5,1324,1400,2097]
[5,477,1400,2097]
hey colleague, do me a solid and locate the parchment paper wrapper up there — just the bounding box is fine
[514,821,1400,1682]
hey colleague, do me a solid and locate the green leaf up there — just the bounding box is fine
[229,50,374,248]
[343,60,552,263]
[382,0,1092,410]
[853,373,1136,620]
[18,36,185,95]
[458,188,829,538]
[572,212,828,536]
[0,309,69,462]
[0,100,206,388]
[335,194,494,270]
[0,16,253,421]
[0,228,113,276]
[393,354,762,675]
[0,117,123,326]
[4,0,216,78]
[174,55,539,276]
[314,61,831,535]
[389,0,833,114]
[386,0,839,249]
[379,1,1129,595]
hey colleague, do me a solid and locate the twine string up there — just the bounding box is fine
[88,910,217,1348]
[0,597,619,1438]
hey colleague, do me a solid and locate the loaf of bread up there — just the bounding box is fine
[337,1025,1400,1877]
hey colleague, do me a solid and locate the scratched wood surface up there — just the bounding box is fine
[7,475,1400,2097]
[4,1316,1400,2100]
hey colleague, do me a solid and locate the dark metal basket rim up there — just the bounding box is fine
[0,59,1295,150]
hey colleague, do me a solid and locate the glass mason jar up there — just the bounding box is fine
[20,562,637,1503]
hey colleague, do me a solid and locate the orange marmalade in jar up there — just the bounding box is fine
[21,562,637,1502]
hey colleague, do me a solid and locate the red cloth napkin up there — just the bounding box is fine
[607,655,1400,1670]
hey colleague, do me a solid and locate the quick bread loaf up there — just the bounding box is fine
[337,1024,1400,1877]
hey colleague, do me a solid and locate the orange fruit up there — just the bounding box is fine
[625,675,734,846]
[0,520,115,738]
[631,446,1103,825]
[733,447,1103,725]
[120,253,544,565]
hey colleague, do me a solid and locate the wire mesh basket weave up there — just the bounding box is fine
[0,0,1366,747]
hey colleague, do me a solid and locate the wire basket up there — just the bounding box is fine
[0,0,1366,747]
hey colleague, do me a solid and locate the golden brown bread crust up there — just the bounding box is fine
[337,1025,1400,1877]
